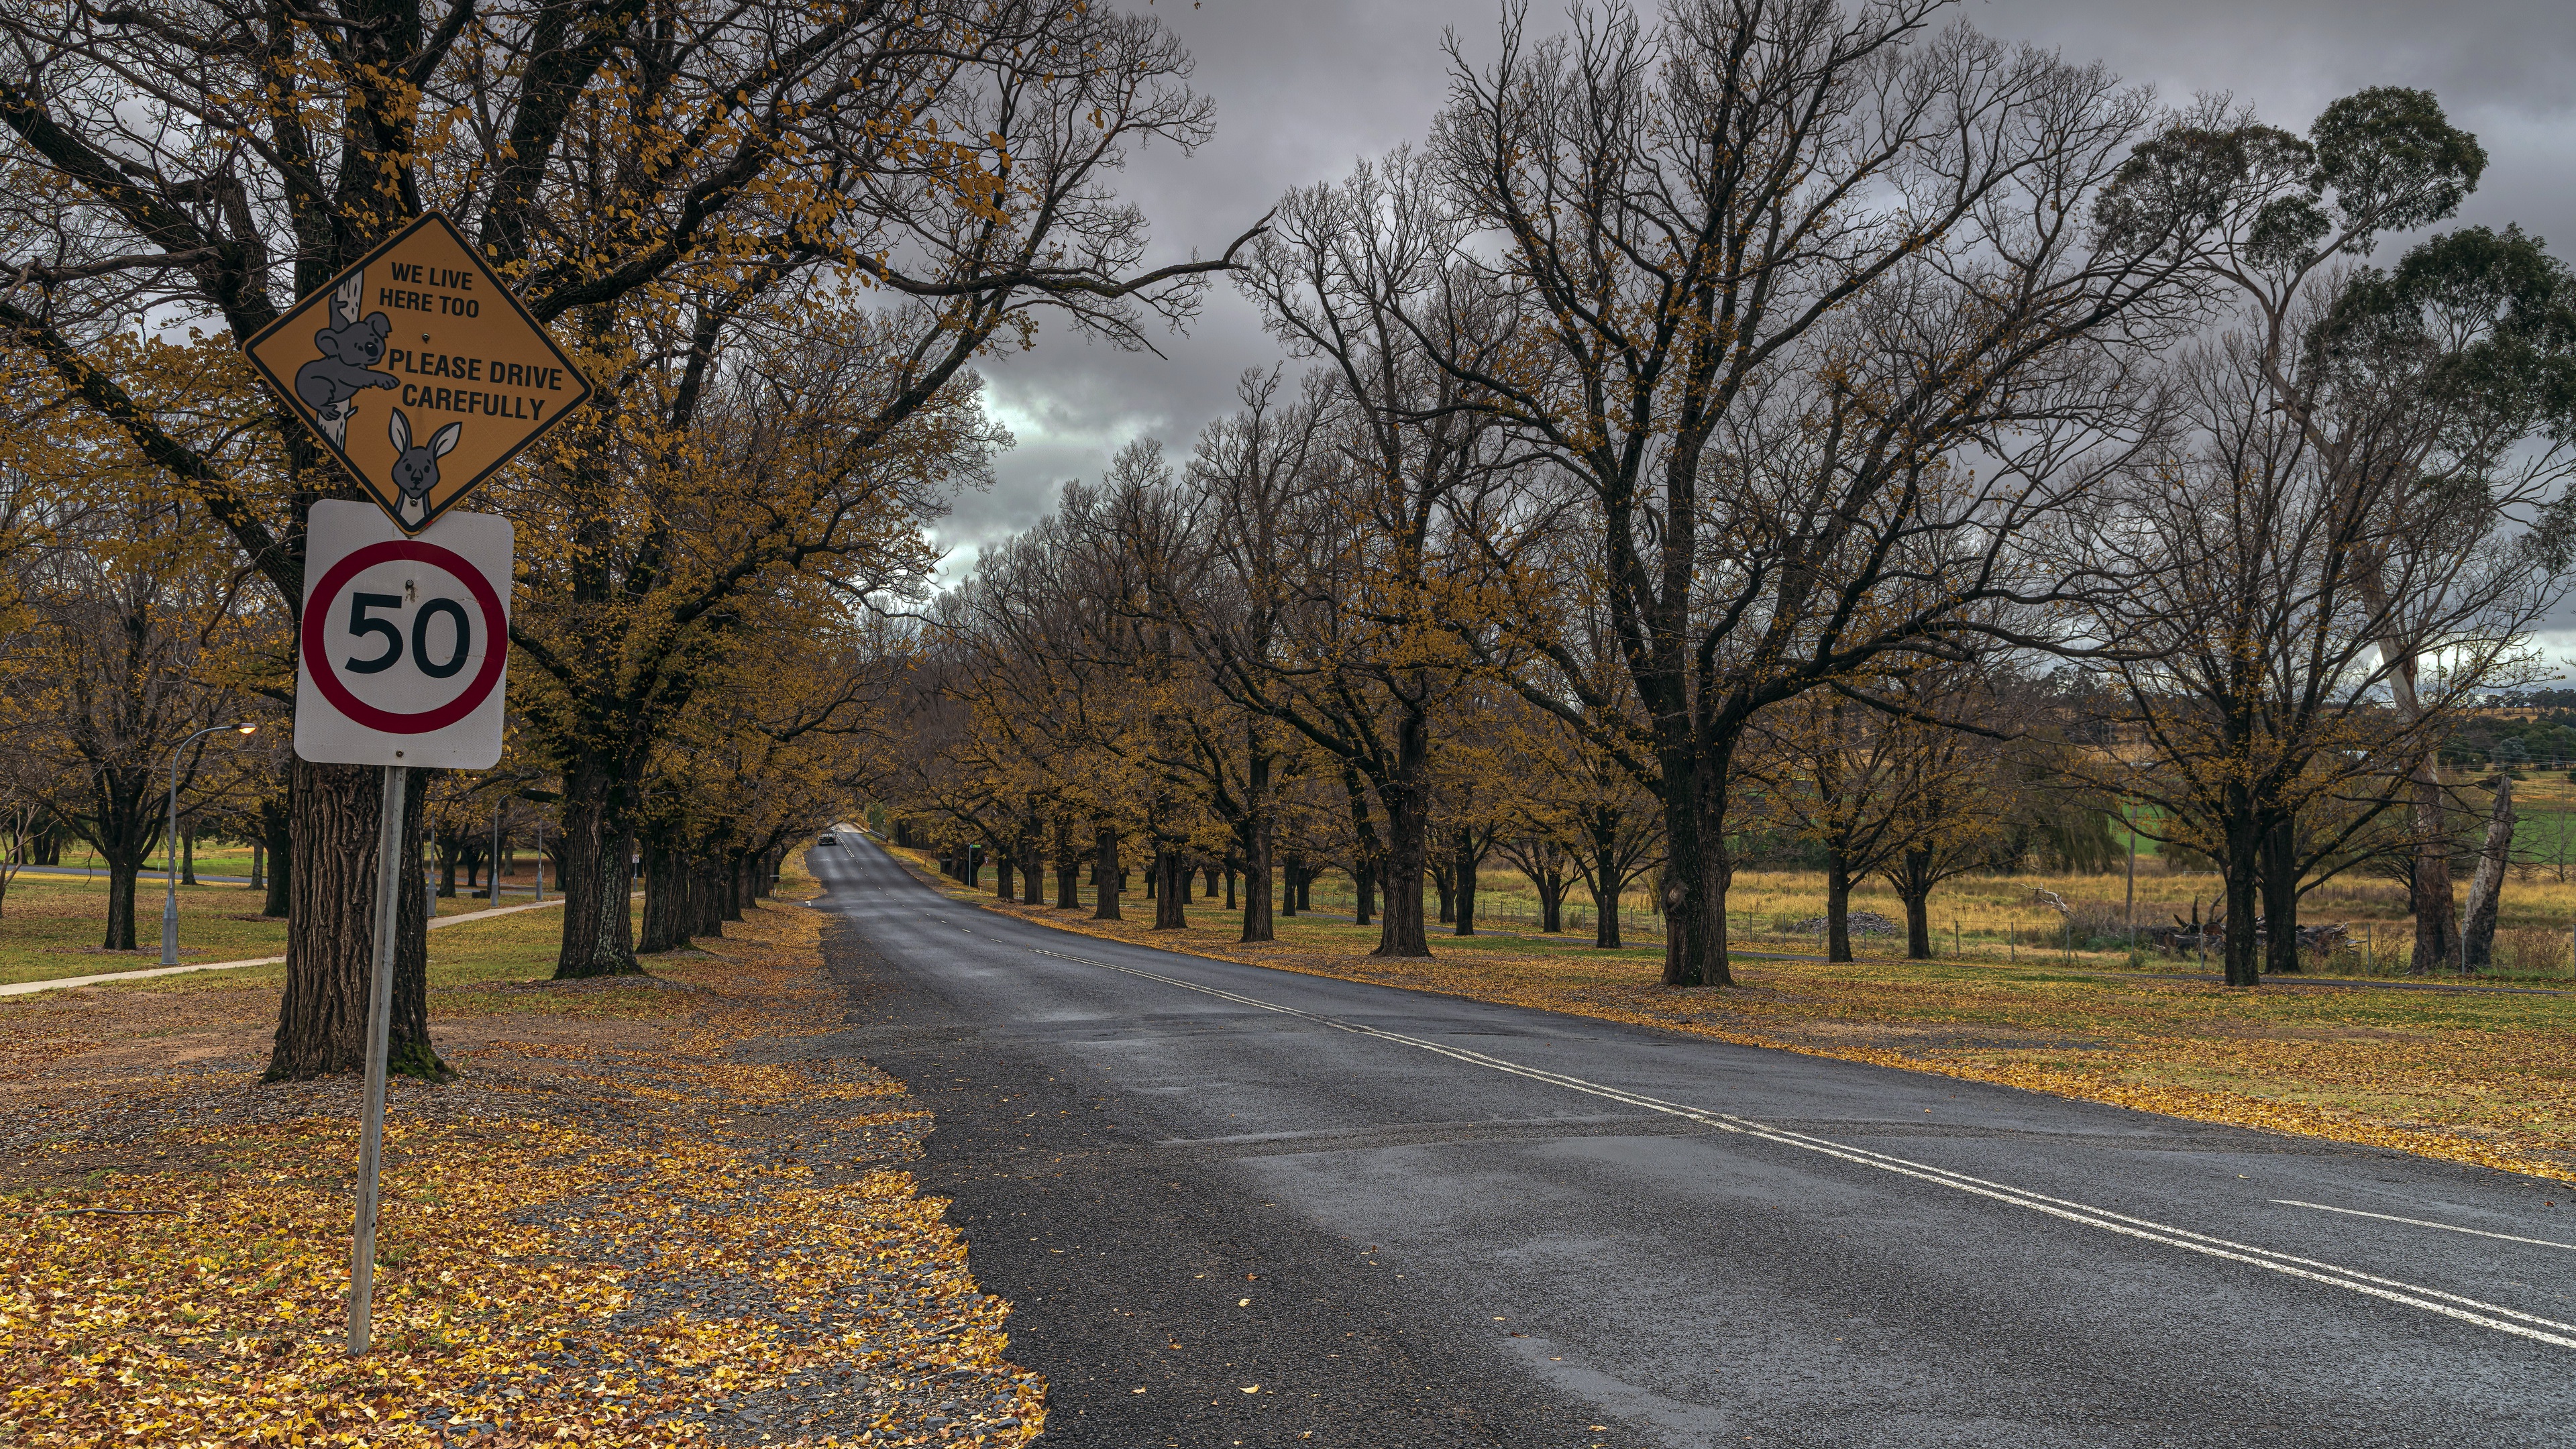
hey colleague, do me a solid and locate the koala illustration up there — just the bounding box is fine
[386,407,462,526]
[292,272,398,447]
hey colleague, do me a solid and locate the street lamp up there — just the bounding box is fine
[162,721,260,966]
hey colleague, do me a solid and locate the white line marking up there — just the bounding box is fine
[2275,1199,2576,1252]
[1025,945,2576,1350]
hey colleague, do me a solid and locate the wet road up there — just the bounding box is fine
[809,834,2576,1448]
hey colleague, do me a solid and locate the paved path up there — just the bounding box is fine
[0,896,570,998]
[810,834,2576,1448]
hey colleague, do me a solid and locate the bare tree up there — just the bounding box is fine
[1431,0,2205,986]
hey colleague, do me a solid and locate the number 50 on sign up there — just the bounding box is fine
[294,500,513,768]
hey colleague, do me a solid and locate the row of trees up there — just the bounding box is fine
[883,2,2576,991]
[0,0,1277,1076]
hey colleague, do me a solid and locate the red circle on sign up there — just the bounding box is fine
[303,539,509,733]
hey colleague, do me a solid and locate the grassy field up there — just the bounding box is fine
[893,842,2576,1185]
[0,869,557,987]
[1164,852,2576,981]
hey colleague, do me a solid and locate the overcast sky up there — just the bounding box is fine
[946,0,2576,637]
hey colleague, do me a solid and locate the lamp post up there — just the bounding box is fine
[162,721,259,966]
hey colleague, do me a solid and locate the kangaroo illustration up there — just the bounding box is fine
[292,271,398,448]
[386,407,462,527]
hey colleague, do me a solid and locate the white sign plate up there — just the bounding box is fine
[294,500,513,767]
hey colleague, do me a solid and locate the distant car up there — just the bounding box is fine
[818,833,837,846]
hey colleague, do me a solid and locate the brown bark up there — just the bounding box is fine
[2460,777,2515,970]
[1153,849,1188,930]
[266,761,439,1081]
[1589,812,1623,950]
[1091,825,1122,920]
[639,842,689,953]
[1825,852,1853,963]
[1054,813,1081,909]
[2260,816,2301,975]
[2410,769,2460,975]
[259,796,291,918]
[1452,828,1479,937]
[554,773,641,978]
[1240,806,1273,944]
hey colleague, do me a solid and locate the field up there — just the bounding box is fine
[1271,851,2576,981]
[894,843,2576,1187]
[0,868,544,987]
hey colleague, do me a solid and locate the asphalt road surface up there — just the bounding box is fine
[807,835,2576,1448]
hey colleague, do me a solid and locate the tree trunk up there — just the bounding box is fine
[1203,863,1220,898]
[2259,816,2300,975]
[1092,825,1122,920]
[1022,826,1044,905]
[2460,777,2515,971]
[1892,847,1933,961]
[1226,865,1237,910]
[553,767,641,978]
[1240,809,1273,944]
[1353,859,1374,927]
[1155,849,1188,930]
[260,796,292,918]
[1664,752,1729,986]
[1453,829,1479,937]
[2410,767,2459,975]
[639,843,688,953]
[267,761,439,1081]
[1279,861,1299,918]
[1055,813,1081,909]
[1432,858,1454,923]
[2222,786,2262,987]
[722,853,748,922]
[1375,792,1431,959]
[994,847,1014,902]
[694,861,725,938]
[103,856,141,951]
[181,826,197,886]
[1825,849,1853,963]
[1591,812,1622,949]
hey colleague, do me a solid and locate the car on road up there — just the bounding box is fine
[818,834,837,846]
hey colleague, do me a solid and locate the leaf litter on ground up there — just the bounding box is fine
[0,859,1042,1447]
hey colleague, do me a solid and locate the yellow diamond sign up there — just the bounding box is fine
[244,212,592,534]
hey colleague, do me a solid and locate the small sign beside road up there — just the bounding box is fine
[244,212,592,533]
[294,500,513,769]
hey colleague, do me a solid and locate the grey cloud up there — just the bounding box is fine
[947,0,2576,608]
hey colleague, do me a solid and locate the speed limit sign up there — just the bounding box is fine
[294,499,513,768]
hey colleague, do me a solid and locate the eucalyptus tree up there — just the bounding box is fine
[2071,322,2566,984]
[2094,87,2576,975]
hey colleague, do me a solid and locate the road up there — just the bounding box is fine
[808,835,2576,1448]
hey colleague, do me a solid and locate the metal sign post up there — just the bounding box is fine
[347,761,407,1355]
[288,502,514,1358]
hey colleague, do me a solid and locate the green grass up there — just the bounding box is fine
[0,869,564,987]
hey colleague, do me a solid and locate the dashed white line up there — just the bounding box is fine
[1026,945,2576,1351]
